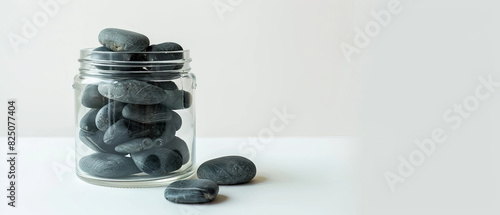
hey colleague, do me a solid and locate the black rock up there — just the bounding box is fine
[146,42,184,70]
[114,137,154,154]
[197,156,256,185]
[81,84,108,108]
[91,46,142,71]
[103,119,165,147]
[153,136,190,164]
[169,111,182,131]
[182,91,193,109]
[164,179,219,204]
[151,123,177,145]
[80,109,99,132]
[122,104,173,124]
[147,42,183,61]
[91,46,115,71]
[149,81,178,90]
[92,46,113,54]
[91,46,132,61]
[131,148,182,176]
[98,80,167,105]
[98,28,149,52]
[79,129,125,155]
[146,43,183,68]
[79,153,141,178]
[161,90,192,110]
[95,101,126,131]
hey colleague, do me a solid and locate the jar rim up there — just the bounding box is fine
[78,47,192,75]
[79,47,191,55]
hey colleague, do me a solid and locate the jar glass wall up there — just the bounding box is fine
[73,48,196,187]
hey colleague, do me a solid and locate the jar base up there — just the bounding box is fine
[76,165,195,188]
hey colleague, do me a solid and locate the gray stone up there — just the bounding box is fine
[80,109,99,132]
[91,46,143,71]
[169,111,182,131]
[131,148,182,176]
[79,129,125,155]
[81,84,108,109]
[103,119,165,147]
[151,123,177,146]
[95,101,126,131]
[153,136,190,164]
[161,90,192,110]
[147,42,183,61]
[98,80,166,105]
[79,153,141,178]
[164,179,219,204]
[122,104,173,124]
[98,28,149,52]
[145,42,184,70]
[114,137,154,154]
[93,46,113,52]
[197,156,256,185]
[91,46,131,61]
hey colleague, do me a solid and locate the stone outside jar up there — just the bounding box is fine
[73,48,196,187]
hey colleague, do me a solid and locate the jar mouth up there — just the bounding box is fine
[78,48,192,74]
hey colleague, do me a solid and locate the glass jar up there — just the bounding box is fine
[73,48,196,187]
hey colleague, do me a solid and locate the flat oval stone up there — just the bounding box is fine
[153,136,189,164]
[103,119,165,147]
[197,156,256,185]
[95,101,126,131]
[79,153,141,178]
[161,90,192,110]
[164,179,219,204]
[114,137,154,154]
[79,129,125,155]
[81,84,108,108]
[80,109,99,132]
[131,148,182,176]
[98,80,166,105]
[98,28,149,52]
[122,104,173,124]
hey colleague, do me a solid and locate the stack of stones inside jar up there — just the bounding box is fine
[78,28,192,178]
[78,28,258,204]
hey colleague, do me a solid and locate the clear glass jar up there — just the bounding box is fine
[73,48,196,187]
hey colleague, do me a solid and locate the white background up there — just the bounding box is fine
[1,0,500,214]
[0,0,357,137]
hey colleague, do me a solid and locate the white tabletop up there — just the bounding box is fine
[0,137,358,215]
